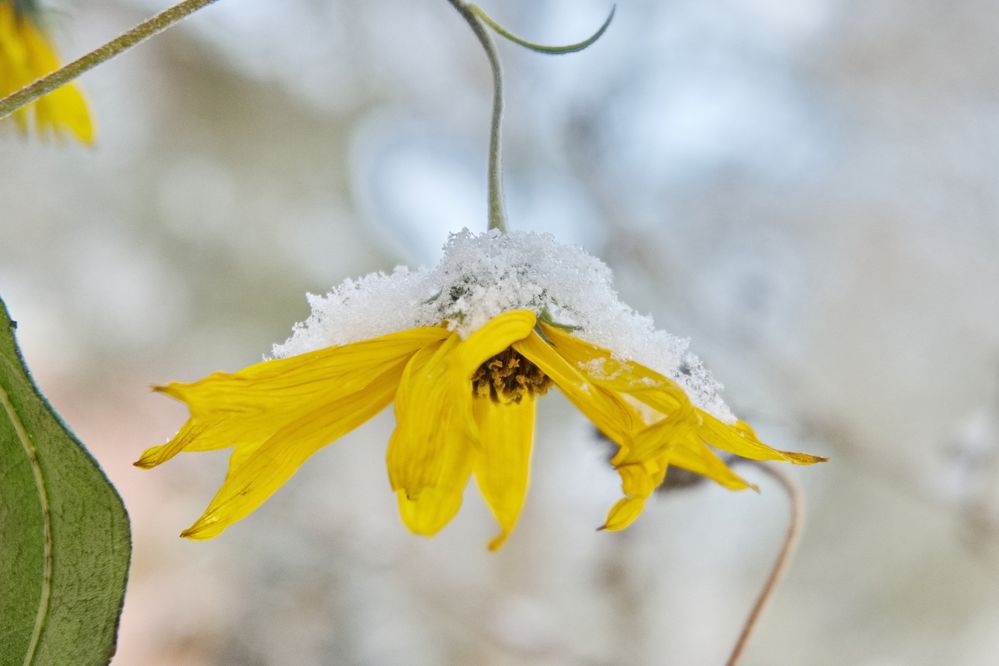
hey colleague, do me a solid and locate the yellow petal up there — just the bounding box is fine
[158,326,449,417]
[542,323,825,471]
[181,364,403,539]
[386,335,464,496]
[617,460,660,497]
[137,326,448,468]
[451,309,537,376]
[441,309,538,443]
[472,396,536,551]
[601,436,755,531]
[602,497,647,532]
[615,415,695,467]
[601,424,754,532]
[539,322,698,466]
[396,403,476,537]
[0,5,94,144]
[668,434,755,491]
[33,74,93,144]
[600,456,667,531]
[134,419,209,469]
[514,331,636,446]
[698,411,827,465]
[539,322,693,416]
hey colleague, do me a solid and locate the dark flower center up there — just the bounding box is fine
[471,348,552,403]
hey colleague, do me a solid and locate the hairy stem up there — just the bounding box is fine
[445,0,507,232]
[0,0,221,120]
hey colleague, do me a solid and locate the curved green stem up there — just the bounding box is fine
[447,0,507,232]
[445,2,615,233]
[468,3,616,55]
[0,0,221,121]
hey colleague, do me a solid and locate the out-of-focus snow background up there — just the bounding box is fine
[3,0,999,663]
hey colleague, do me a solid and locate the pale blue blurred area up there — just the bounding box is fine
[2,0,999,664]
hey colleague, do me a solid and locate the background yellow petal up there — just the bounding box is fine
[181,365,403,539]
[0,4,94,143]
[35,84,93,144]
[472,396,536,551]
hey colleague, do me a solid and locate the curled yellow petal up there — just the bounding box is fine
[451,309,537,377]
[539,321,692,414]
[137,326,447,468]
[540,322,698,467]
[514,331,636,446]
[600,455,667,531]
[181,364,404,539]
[542,322,823,485]
[472,396,536,551]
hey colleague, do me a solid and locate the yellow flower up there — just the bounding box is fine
[138,309,824,550]
[0,0,93,143]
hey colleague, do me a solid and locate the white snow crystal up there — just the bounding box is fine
[272,229,735,422]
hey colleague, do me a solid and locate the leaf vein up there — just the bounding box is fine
[0,384,52,666]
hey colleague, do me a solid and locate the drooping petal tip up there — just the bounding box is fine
[151,383,185,401]
[180,518,222,540]
[487,530,511,552]
[133,448,161,469]
[601,497,647,532]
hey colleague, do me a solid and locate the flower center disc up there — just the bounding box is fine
[471,348,552,403]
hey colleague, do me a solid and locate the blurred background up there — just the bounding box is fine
[3,0,999,663]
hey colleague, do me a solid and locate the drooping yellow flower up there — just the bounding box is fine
[138,305,824,550]
[0,0,93,143]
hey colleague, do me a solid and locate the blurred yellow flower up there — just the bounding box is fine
[0,0,93,143]
[138,309,824,550]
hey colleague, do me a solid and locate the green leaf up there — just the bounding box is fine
[0,297,131,666]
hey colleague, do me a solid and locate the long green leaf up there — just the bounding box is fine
[0,297,131,666]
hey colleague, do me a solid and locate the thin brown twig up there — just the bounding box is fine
[725,460,804,666]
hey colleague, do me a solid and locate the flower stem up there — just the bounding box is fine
[0,0,221,120]
[446,0,507,233]
[726,461,805,666]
